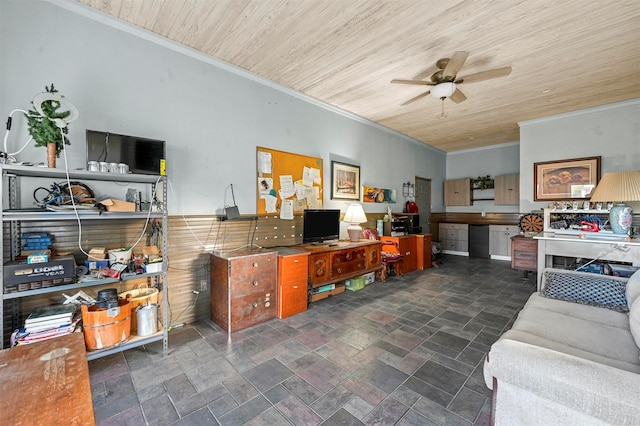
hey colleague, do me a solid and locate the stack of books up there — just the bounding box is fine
[12,304,80,346]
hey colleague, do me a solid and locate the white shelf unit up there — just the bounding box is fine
[1,164,168,359]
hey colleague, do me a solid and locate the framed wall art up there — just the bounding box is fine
[331,161,360,200]
[534,156,601,201]
[362,186,397,204]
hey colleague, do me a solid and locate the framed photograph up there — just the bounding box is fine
[534,156,601,201]
[331,161,360,200]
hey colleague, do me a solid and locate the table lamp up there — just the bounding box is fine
[589,170,640,235]
[344,203,367,242]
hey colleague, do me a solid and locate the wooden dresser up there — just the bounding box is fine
[298,240,381,301]
[275,247,310,319]
[210,248,277,333]
[510,235,538,275]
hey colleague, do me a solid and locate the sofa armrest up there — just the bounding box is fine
[485,338,640,424]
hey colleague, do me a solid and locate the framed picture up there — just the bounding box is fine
[534,156,601,201]
[362,186,397,204]
[331,161,360,200]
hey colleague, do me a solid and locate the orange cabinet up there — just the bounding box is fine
[415,234,432,270]
[380,235,417,274]
[276,249,309,319]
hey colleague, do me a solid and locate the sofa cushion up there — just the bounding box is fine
[541,269,628,312]
[525,293,629,329]
[626,269,640,308]
[514,306,640,367]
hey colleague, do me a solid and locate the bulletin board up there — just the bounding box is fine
[256,147,324,217]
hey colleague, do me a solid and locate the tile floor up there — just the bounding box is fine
[89,255,536,425]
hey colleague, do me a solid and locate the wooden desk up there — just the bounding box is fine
[534,232,640,290]
[0,332,95,425]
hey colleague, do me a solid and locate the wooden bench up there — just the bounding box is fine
[0,332,95,425]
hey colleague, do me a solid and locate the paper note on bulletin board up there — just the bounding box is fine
[256,147,323,216]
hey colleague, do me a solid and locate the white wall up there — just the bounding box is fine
[0,0,446,216]
[445,142,520,213]
[519,100,640,213]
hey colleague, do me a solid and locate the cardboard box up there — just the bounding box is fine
[27,250,51,264]
[144,262,163,273]
[85,260,109,271]
[101,198,136,212]
[4,255,76,286]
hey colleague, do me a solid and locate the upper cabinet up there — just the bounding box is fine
[494,174,519,205]
[444,178,471,206]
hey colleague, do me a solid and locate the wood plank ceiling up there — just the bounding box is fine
[77,0,640,152]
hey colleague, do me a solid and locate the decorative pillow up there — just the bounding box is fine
[541,270,629,313]
[626,269,640,308]
[629,301,640,350]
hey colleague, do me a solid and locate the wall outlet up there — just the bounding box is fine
[200,280,208,291]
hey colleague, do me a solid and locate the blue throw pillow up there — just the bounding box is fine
[541,270,629,313]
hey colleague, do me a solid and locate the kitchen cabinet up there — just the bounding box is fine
[444,178,471,206]
[276,248,309,319]
[439,223,469,254]
[210,248,277,333]
[494,174,519,205]
[490,225,521,259]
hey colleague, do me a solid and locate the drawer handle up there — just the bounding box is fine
[265,301,271,308]
[336,268,342,274]
[252,302,258,308]
[293,285,298,289]
[293,259,299,263]
[253,280,259,286]
[253,262,258,267]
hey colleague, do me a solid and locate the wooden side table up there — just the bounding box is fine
[511,235,538,277]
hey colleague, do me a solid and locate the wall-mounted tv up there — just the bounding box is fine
[86,130,166,175]
[302,209,341,244]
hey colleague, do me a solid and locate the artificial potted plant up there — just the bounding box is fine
[26,84,71,167]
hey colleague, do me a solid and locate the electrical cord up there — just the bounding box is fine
[575,244,627,272]
[3,109,35,160]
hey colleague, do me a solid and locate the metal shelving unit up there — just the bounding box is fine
[1,164,169,358]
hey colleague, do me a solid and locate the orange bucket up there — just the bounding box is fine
[81,299,131,351]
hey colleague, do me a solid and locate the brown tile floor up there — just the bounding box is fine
[89,255,536,425]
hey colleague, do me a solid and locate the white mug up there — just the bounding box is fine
[99,162,109,172]
[109,162,119,173]
[118,163,129,174]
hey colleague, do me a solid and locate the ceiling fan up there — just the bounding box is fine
[391,51,512,109]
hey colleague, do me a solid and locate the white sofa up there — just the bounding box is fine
[484,268,640,425]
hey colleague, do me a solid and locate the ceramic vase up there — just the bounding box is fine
[609,203,633,234]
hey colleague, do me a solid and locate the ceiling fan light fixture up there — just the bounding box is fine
[430,82,456,99]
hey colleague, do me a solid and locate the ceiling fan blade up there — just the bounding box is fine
[450,88,467,103]
[442,51,468,79]
[400,91,431,106]
[391,79,435,86]
[412,64,440,81]
[458,66,512,84]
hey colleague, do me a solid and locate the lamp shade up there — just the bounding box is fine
[430,82,456,99]
[343,203,367,224]
[589,171,640,235]
[589,171,640,202]
[344,203,367,242]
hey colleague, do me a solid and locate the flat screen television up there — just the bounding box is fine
[86,130,166,175]
[303,209,341,243]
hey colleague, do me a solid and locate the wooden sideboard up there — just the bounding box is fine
[210,248,277,333]
[298,240,381,298]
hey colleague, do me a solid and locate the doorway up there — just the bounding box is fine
[414,177,431,233]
